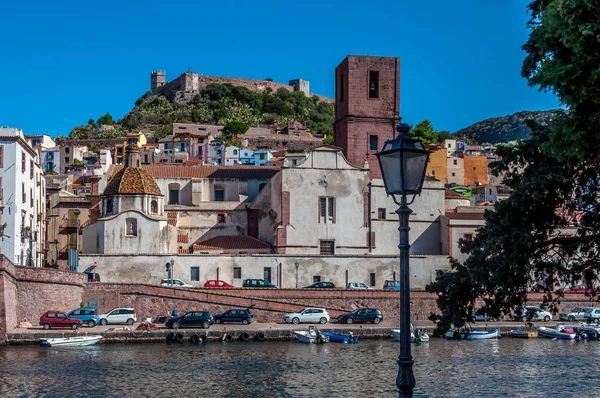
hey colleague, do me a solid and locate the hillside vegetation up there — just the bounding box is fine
[66,84,334,143]
[454,110,565,144]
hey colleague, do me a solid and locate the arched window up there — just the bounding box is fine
[125,217,137,236]
[106,198,113,215]
[151,200,158,214]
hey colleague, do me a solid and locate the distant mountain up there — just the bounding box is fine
[454,110,565,144]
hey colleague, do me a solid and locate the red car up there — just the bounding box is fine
[39,311,82,330]
[566,285,598,294]
[204,280,234,289]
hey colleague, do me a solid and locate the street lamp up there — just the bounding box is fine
[376,122,429,396]
[73,209,81,272]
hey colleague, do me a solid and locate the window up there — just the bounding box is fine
[431,170,435,176]
[233,160,237,164]
[319,197,335,223]
[30,160,34,179]
[313,275,321,283]
[259,153,265,160]
[217,213,226,223]
[233,149,238,155]
[378,208,386,219]
[448,143,451,148]
[65,157,70,164]
[370,273,376,287]
[30,188,33,207]
[489,189,493,195]
[22,152,26,174]
[453,159,457,165]
[234,267,242,279]
[144,154,149,163]
[473,167,476,170]
[22,182,26,203]
[340,74,345,102]
[65,147,70,154]
[106,198,113,214]
[264,267,272,283]
[0,146,3,167]
[452,172,456,177]
[191,267,200,281]
[320,240,335,255]
[168,189,179,205]
[125,218,137,236]
[369,135,378,151]
[214,188,224,201]
[151,200,158,213]
[368,71,379,98]
[463,233,474,241]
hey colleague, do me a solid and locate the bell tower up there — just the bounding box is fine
[333,55,400,179]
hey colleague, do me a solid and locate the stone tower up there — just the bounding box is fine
[333,56,400,179]
[151,70,166,90]
[289,79,310,97]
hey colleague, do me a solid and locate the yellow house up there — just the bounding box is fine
[113,132,147,165]
[426,146,448,183]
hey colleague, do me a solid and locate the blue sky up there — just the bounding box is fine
[0,0,559,137]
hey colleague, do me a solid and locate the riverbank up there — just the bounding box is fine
[5,319,566,344]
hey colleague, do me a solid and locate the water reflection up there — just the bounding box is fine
[1,339,600,397]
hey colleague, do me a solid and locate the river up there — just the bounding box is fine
[0,338,598,397]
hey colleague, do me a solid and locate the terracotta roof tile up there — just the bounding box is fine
[104,168,162,195]
[111,165,280,181]
[177,234,189,243]
[192,235,272,251]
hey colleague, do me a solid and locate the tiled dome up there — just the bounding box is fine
[104,167,162,195]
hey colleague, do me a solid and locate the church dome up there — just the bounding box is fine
[104,167,162,195]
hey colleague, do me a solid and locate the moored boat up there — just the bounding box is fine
[40,335,103,347]
[510,330,538,338]
[322,331,358,344]
[295,327,329,344]
[445,329,501,340]
[538,325,575,340]
[391,328,430,343]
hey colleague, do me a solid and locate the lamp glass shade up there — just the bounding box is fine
[376,132,429,196]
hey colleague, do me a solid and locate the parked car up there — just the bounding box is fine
[166,311,213,329]
[213,309,254,324]
[338,308,383,324]
[242,279,277,288]
[204,280,234,289]
[560,307,595,321]
[39,311,82,330]
[565,285,598,294]
[347,282,373,290]
[383,280,416,291]
[304,282,336,289]
[98,308,137,325]
[160,279,193,288]
[473,308,497,322]
[514,306,552,322]
[284,308,330,324]
[584,308,600,323]
[67,307,100,327]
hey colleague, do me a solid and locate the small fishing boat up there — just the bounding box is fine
[573,326,600,340]
[322,331,358,344]
[445,329,501,340]
[538,325,575,340]
[391,328,430,343]
[40,335,103,347]
[510,330,538,338]
[295,327,329,344]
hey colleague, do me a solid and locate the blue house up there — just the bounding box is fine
[254,149,273,166]
[240,149,255,165]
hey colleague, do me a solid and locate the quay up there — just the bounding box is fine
[4,320,566,345]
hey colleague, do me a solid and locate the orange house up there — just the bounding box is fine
[426,147,448,182]
[463,156,488,186]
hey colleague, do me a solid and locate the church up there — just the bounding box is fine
[82,142,178,254]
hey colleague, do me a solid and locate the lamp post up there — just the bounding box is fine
[73,209,80,272]
[295,262,299,288]
[376,122,429,396]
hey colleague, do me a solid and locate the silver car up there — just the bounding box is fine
[559,307,594,322]
[347,282,373,290]
[583,308,600,323]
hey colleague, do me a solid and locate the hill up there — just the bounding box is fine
[454,110,565,144]
[66,76,334,144]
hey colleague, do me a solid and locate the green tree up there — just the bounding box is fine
[222,120,249,140]
[409,120,440,144]
[428,0,600,334]
[97,112,115,127]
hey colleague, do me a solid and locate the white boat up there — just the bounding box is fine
[295,328,329,344]
[40,335,103,347]
[445,329,501,340]
[391,326,430,343]
[538,325,576,340]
